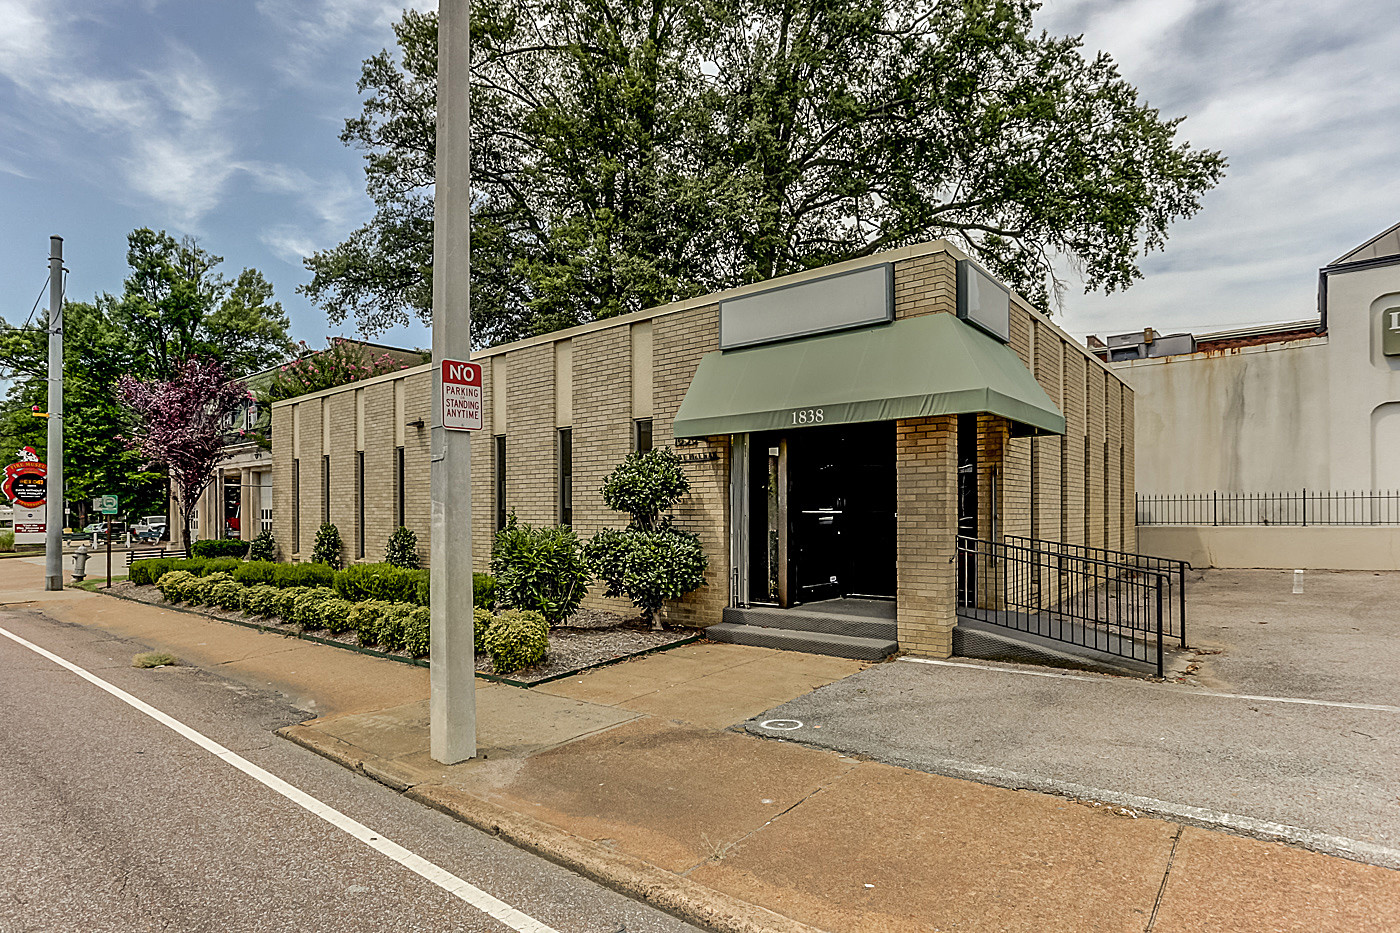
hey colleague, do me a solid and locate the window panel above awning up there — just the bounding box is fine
[672,312,1066,439]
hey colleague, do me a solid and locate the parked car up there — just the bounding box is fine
[81,521,126,538]
[133,525,164,544]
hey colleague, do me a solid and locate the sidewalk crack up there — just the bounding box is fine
[679,759,860,876]
[1145,825,1184,933]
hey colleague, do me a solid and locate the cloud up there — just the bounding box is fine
[0,1,245,225]
[257,0,432,84]
[242,163,365,265]
[1036,0,1400,339]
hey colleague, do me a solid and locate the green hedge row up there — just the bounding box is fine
[150,569,534,670]
[132,557,497,611]
[191,539,251,559]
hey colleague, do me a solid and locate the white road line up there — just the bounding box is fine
[0,624,560,933]
[898,656,1400,712]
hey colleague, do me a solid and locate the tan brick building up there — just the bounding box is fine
[272,241,1134,660]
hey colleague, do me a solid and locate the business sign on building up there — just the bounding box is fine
[957,259,1011,343]
[1382,305,1400,357]
[719,263,893,350]
[440,359,483,431]
[3,447,47,544]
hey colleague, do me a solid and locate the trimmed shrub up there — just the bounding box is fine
[0,529,14,552]
[473,573,495,609]
[275,586,313,620]
[347,600,396,647]
[384,526,420,569]
[311,522,344,569]
[249,529,277,562]
[377,603,415,651]
[334,563,422,604]
[192,539,250,559]
[156,570,198,602]
[473,606,494,655]
[586,449,707,628]
[131,558,178,587]
[290,587,338,630]
[585,526,707,628]
[491,518,589,625]
[272,562,335,589]
[233,561,279,586]
[199,558,241,576]
[241,584,281,617]
[188,572,235,605]
[318,598,355,635]
[403,606,431,657]
[208,580,245,611]
[480,609,549,674]
[409,571,495,609]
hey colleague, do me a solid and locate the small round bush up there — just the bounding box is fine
[403,606,431,657]
[318,598,355,635]
[291,587,338,630]
[480,609,549,674]
[209,581,245,611]
[473,606,494,655]
[241,584,281,617]
[348,600,397,647]
[275,586,312,621]
[376,603,416,652]
[188,572,235,605]
[491,519,589,625]
[156,570,198,602]
[233,561,279,586]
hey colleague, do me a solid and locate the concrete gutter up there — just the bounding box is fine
[278,723,830,933]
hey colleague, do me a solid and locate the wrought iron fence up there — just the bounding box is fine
[957,535,1189,677]
[1136,490,1400,526]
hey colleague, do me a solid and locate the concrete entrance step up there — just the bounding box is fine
[953,614,1161,677]
[705,623,898,661]
[722,604,897,640]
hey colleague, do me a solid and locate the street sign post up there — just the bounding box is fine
[98,494,118,588]
[440,359,483,432]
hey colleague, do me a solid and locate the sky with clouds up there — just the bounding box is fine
[1,0,1397,352]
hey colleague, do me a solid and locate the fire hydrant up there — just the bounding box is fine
[71,545,90,583]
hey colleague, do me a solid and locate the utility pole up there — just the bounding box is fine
[44,236,63,592]
[429,0,476,763]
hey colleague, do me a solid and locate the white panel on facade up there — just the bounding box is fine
[719,263,892,350]
[555,339,573,427]
[631,321,653,417]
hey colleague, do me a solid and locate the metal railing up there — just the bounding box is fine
[957,536,1190,678]
[1137,490,1400,526]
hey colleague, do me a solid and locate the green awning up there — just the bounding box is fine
[673,312,1066,438]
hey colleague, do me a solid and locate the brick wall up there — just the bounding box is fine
[269,241,1136,645]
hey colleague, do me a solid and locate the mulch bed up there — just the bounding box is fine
[104,582,696,685]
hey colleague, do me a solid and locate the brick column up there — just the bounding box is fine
[896,415,958,657]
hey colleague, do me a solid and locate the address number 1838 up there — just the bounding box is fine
[790,408,825,425]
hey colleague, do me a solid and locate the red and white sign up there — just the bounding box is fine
[440,359,483,432]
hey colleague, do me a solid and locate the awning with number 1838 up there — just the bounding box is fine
[672,312,1066,439]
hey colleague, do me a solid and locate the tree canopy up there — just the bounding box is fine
[304,0,1225,344]
[0,229,294,523]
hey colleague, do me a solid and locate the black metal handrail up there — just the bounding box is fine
[1137,490,1400,526]
[957,535,1182,678]
[1004,535,1188,645]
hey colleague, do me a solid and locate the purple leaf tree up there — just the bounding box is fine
[117,357,252,557]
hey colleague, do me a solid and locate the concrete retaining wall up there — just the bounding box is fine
[1138,525,1400,570]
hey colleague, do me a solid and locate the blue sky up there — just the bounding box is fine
[1,0,1397,351]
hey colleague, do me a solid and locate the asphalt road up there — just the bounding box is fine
[0,608,701,933]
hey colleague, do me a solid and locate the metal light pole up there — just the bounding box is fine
[44,236,64,591]
[429,0,476,763]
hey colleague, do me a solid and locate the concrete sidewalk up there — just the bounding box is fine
[6,564,1398,932]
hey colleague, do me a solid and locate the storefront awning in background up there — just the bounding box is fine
[673,312,1066,438]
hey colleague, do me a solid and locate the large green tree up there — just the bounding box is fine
[305,0,1224,342]
[0,230,294,525]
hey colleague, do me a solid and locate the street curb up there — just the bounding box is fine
[278,723,830,933]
